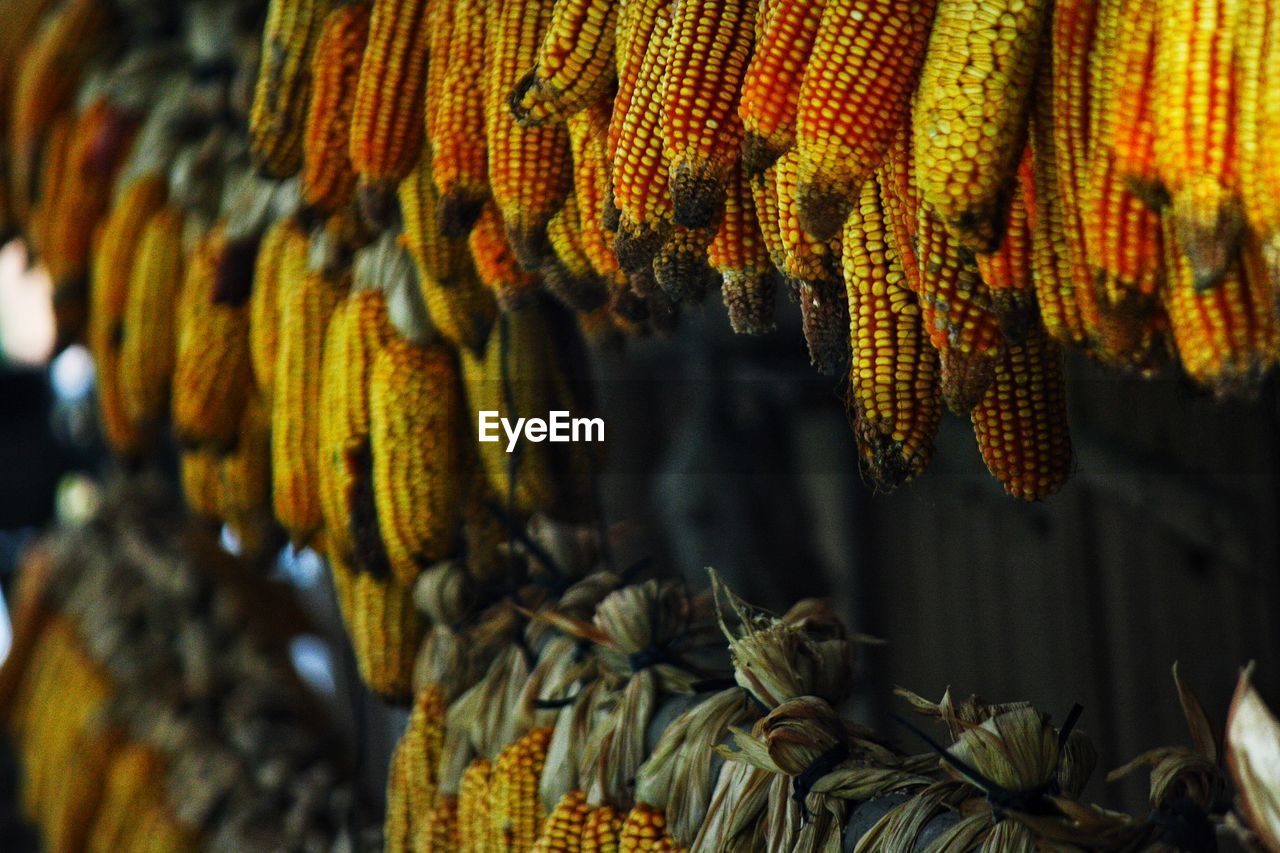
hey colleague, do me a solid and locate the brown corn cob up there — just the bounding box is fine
[843,178,941,491]
[172,225,254,449]
[1237,0,1280,287]
[485,0,573,269]
[580,805,625,853]
[470,201,541,310]
[368,337,464,586]
[619,803,684,853]
[510,0,619,124]
[738,0,825,175]
[272,241,346,545]
[532,790,591,853]
[613,4,675,273]
[251,0,333,178]
[347,557,425,702]
[349,0,430,223]
[913,0,1050,252]
[250,218,306,403]
[490,726,554,850]
[794,0,935,240]
[545,191,609,311]
[458,758,497,851]
[653,222,718,303]
[431,0,490,236]
[975,153,1037,342]
[120,205,186,430]
[662,0,757,229]
[710,166,777,334]
[1153,0,1243,288]
[970,320,1072,501]
[418,797,462,852]
[301,2,369,215]
[181,447,224,520]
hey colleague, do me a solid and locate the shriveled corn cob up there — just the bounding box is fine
[485,0,573,269]
[710,166,777,334]
[250,218,306,402]
[620,803,684,853]
[120,206,186,430]
[490,726,554,850]
[653,224,718,303]
[913,0,1050,252]
[172,225,254,449]
[1236,0,1280,287]
[533,790,591,853]
[545,191,609,311]
[843,179,941,491]
[794,0,935,240]
[470,202,541,310]
[431,0,490,236]
[250,0,332,178]
[349,0,430,223]
[510,0,619,124]
[272,239,346,545]
[580,805,625,853]
[301,2,369,215]
[970,320,1072,501]
[738,0,825,176]
[458,758,497,851]
[975,154,1037,342]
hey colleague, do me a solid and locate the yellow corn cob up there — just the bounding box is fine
[26,112,73,265]
[613,4,675,273]
[916,205,1002,412]
[532,790,590,853]
[424,0,456,139]
[652,224,718,302]
[545,191,609,310]
[405,685,448,820]
[431,0,490,236]
[219,396,275,556]
[975,154,1036,341]
[511,0,618,124]
[470,202,541,310]
[843,179,941,490]
[580,805,625,853]
[119,206,186,430]
[385,746,414,853]
[876,135,924,302]
[619,803,684,853]
[913,0,1050,252]
[711,166,777,334]
[794,0,935,240]
[970,320,1072,501]
[302,3,369,215]
[1162,222,1279,396]
[350,0,430,222]
[750,167,788,276]
[172,225,254,449]
[272,241,346,545]
[86,744,166,853]
[738,0,825,175]
[400,155,479,288]
[567,100,619,279]
[347,556,425,701]
[491,726,554,850]
[251,0,332,178]
[418,796,462,852]
[250,218,306,402]
[662,0,756,228]
[96,345,149,456]
[181,447,224,520]
[610,0,666,163]
[368,337,464,586]
[485,0,573,269]
[1237,0,1280,287]
[1153,0,1242,287]
[459,758,496,852]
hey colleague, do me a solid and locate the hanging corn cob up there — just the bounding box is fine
[1236,0,1280,289]
[430,0,490,237]
[710,167,777,335]
[300,2,369,216]
[250,0,332,178]
[510,0,619,124]
[249,217,306,402]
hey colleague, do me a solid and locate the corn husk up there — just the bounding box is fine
[1227,664,1280,852]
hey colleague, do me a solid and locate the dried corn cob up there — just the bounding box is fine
[580,804,625,853]
[653,224,718,303]
[219,396,274,555]
[25,112,73,265]
[794,0,935,240]
[404,685,448,822]
[545,191,609,311]
[181,447,224,520]
[0,0,59,180]
[301,3,369,215]
[172,225,254,449]
[1237,0,1280,287]
[250,218,306,402]
[485,0,573,269]
[349,0,430,223]
[272,240,346,545]
[975,154,1037,342]
[567,100,619,280]
[470,201,541,310]
[710,166,777,334]
[738,0,825,175]
[913,0,1050,252]
[511,0,619,124]
[346,556,425,701]
[120,206,185,430]
[620,803,683,852]
[384,747,413,852]
[843,179,941,490]
[970,320,1072,501]
[1153,0,1242,287]
[431,0,490,236]
[490,726,554,849]
[318,299,355,558]
[418,797,462,852]
[610,0,666,163]
[458,758,496,851]
[533,790,591,852]
[250,0,332,178]
[750,167,788,276]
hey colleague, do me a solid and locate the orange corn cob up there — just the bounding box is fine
[458,758,496,851]
[750,167,788,276]
[843,178,942,490]
[975,153,1037,342]
[0,0,60,187]
[1153,0,1243,288]
[662,0,756,229]
[119,206,186,430]
[301,3,369,215]
[181,448,224,520]
[620,803,684,853]
[970,320,1072,501]
[580,805,625,853]
[916,205,1002,412]
[609,0,666,162]
[710,166,777,334]
[567,100,621,281]
[913,0,1050,252]
[490,726,554,849]
[795,0,935,240]
[738,0,825,176]
[25,111,73,265]
[613,4,674,274]
[877,126,922,297]
[424,0,456,144]
[431,0,490,236]
[485,0,573,269]
[545,191,609,310]
[510,0,619,124]
[369,337,464,586]
[470,201,541,310]
[1237,0,1280,287]
[350,0,430,222]
[172,225,254,449]
[250,218,306,403]
[251,0,333,178]
[533,790,591,852]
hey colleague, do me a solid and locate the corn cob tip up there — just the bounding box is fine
[798,277,849,376]
[939,349,998,414]
[990,291,1037,346]
[1172,182,1245,292]
[615,224,670,275]
[670,162,727,229]
[542,260,610,312]
[601,185,621,234]
[722,269,778,335]
[437,191,487,239]
[741,132,784,178]
[796,180,854,242]
[357,180,399,231]
[653,238,717,304]
[508,225,556,273]
[852,415,927,494]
